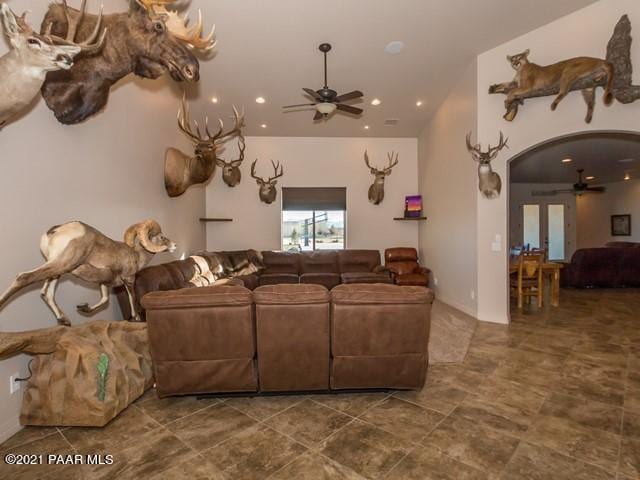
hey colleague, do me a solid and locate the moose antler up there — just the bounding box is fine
[43,0,107,54]
[136,0,216,51]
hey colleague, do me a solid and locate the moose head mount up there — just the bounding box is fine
[466,131,508,200]
[364,150,399,205]
[0,1,105,129]
[488,16,640,123]
[40,0,216,125]
[250,159,284,204]
[216,134,246,187]
[165,95,245,197]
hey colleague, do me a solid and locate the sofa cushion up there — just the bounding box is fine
[141,285,252,310]
[261,251,301,274]
[258,273,300,286]
[388,261,418,276]
[300,272,341,290]
[385,247,418,263]
[332,283,434,305]
[337,250,381,273]
[254,284,329,305]
[234,274,260,291]
[395,274,429,287]
[340,272,392,284]
[300,251,339,273]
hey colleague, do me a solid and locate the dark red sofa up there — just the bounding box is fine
[561,243,640,288]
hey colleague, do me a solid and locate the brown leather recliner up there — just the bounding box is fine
[385,247,430,287]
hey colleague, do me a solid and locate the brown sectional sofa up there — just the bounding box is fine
[120,249,391,320]
[142,283,434,397]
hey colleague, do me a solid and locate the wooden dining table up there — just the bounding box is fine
[509,261,564,307]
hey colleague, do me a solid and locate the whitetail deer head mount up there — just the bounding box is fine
[250,159,284,204]
[364,150,399,205]
[466,131,508,200]
[0,1,105,128]
[216,134,245,187]
[165,95,244,197]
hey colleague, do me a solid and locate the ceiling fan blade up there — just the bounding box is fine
[585,186,606,192]
[303,88,323,101]
[336,104,363,115]
[313,110,324,121]
[283,103,317,109]
[335,90,364,103]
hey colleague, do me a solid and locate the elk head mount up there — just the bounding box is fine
[466,131,508,200]
[216,134,246,187]
[40,0,216,125]
[364,150,399,205]
[165,95,245,198]
[488,16,640,123]
[0,1,105,129]
[250,159,284,204]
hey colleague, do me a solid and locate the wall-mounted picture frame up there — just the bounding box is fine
[611,214,632,236]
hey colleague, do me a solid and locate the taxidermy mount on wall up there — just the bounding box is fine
[0,220,175,325]
[217,134,246,187]
[364,150,399,205]
[489,15,640,123]
[466,131,508,200]
[165,95,245,197]
[40,0,216,125]
[250,159,284,204]
[0,2,104,129]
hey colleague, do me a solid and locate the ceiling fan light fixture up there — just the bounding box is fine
[316,103,337,115]
[624,173,631,180]
[561,158,573,163]
[585,176,595,180]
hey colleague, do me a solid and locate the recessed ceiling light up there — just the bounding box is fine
[384,41,405,54]
[364,125,370,130]
[624,173,631,180]
[211,96,218,104]
[561,158,573,163]
[416,100,423,107]
[585,176,595,180]
[255,97,266,104]
[371,98,381,106]
[260,124,267,129]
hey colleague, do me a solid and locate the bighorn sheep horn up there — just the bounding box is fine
[124,219,166,253]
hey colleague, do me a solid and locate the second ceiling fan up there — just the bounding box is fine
[283,43,364,121]
[532,169,606,196]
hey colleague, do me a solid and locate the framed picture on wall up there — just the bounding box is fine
[611,214,631,236]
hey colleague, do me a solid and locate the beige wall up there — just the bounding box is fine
[577,178,640,248]
[417,60,478,317]
[0,1,205,442]
[205,137,419,254]
[477,0,640,323]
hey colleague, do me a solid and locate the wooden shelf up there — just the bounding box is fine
[200,218,233,222]
[393,216,427,221]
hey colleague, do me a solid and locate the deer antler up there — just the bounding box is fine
[250,159,262,183]
[216,134,245,167]
[44,0,107,54]
[268,160,284,182]
[177,93,205,143]
[364,150,373,170]
[487,131,509,159]
[385,151,399,173]
[205,106,245,145]
[465,132,482,162]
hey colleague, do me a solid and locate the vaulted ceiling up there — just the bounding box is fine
[174,0,599,137]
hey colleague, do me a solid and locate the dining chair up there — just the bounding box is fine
[510,251,544,309]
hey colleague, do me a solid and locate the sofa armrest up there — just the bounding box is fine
[417,266,431,276]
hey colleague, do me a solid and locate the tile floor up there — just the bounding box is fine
[1,288,639,479]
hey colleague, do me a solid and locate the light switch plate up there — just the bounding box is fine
[9,373,21,394]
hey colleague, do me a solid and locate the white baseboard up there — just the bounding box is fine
[434,294,478,319]
[0,415,21,444]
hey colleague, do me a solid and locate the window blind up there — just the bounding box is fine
[282,187,347,211]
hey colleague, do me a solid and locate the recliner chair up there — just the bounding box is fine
[384,247,430,287]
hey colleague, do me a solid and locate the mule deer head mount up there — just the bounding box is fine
[364,150,399,205]
[216,134,245,187]
[40,0,215,125]
[466,131,508,200]
[250,159,284,204]
[165,95,244,197]
[0,1,105,128]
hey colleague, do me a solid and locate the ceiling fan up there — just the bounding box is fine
[282,43,364,121]
[532,169,606,196]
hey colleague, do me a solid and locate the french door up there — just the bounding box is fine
[521,202,571,261]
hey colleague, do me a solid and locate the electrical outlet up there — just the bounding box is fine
[433,277,439,286]
[9,373,21,394]
[471,290,476,300]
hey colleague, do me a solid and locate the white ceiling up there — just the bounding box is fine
[510,132,640,184]
[175,0,598,137]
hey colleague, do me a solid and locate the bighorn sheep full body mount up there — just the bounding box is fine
[250,159,284,204]
[0,1,105,129]
[466,131,508,200]
[364,150,399,205]
[0,220,176,325]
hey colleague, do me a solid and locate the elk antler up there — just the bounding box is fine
[177,93,205,143]
[205,106,245,145]
[44,0,107,54]
[268,160,284,182]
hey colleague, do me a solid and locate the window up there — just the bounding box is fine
[522,204,540,249]
[282,188,346,251]
[547,204,565,261]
